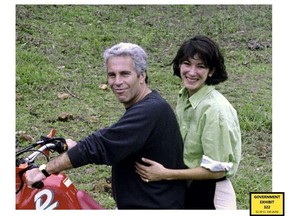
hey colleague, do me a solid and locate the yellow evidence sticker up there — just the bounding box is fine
[250,192,284,216]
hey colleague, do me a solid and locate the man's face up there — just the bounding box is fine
[107,55,146,108]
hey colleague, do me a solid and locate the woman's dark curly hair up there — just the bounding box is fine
[171,35,228,85]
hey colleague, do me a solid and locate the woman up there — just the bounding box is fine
[135,35,241,209]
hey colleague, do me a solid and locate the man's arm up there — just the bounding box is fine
[26,146,74,188]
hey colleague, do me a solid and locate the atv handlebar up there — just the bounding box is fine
[24,143,63,163]
[16,135,68,193]
[16,137,67,157]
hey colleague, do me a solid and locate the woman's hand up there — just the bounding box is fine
[135,158,167,182]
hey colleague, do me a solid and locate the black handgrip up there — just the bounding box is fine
[31,181,44,189]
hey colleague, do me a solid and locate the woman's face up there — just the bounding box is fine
[180,55,213,96]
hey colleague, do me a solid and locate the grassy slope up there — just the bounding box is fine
[16,5,272,209]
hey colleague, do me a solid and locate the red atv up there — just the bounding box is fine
[16,129,104,209]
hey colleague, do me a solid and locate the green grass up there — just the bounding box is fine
[16,5,272,209]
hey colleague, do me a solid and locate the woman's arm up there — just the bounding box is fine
[135,158,224,182]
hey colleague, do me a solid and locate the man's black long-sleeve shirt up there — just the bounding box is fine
[67,90,185,209]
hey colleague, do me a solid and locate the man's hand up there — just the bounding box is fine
[65,139,77,149]
[25,168,46,188]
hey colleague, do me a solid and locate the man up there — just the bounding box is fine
[26,42,185,209]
